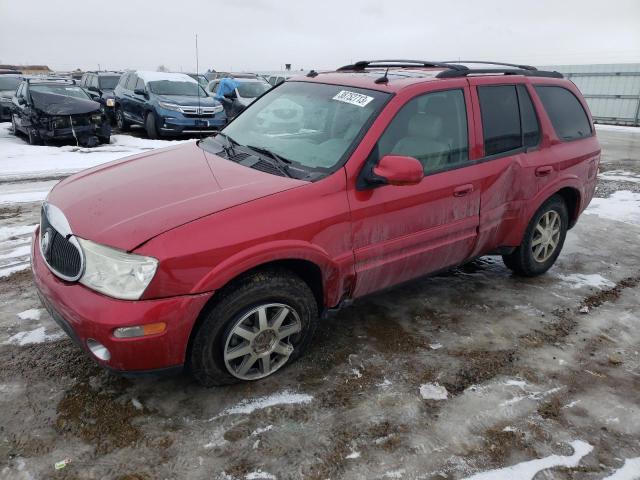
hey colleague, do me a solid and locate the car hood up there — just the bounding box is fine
[31,90,100,115]
[46,141,306,251]
[156,94,217,106]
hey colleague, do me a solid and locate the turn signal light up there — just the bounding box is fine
[113,322,166,338]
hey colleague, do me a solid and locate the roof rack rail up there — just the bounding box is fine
[440,60,538,71]
[337,59,468,72]
[436,68,563,79]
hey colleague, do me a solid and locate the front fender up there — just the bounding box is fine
[191,240,349,307]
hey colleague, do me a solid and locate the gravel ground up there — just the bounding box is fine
[0,126,639,480]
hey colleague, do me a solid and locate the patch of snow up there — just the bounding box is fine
[598,170,640,184]
[17,309,43,321]
[429,342,443,350]
[351,368,363,378]
[0,224,36,278]
[0,180,57,205]
[251,425,273,436]
[5,327,64,346]
[502,426,517,433]
[0,224,37,242]
[586,191,640,226]
[346,451,361,459]
[460,440,593,480]
[384,469,406,478]
[595,124,640,133]
[131,398,143,410]
[601,457,640,480]
[563,400,580,409]
[504,380,527,389]
[211,391,313,419]
[555,273,616,290]
[377,378,392,389]
[0,123,187,182]
[245,470,276,480]
[500,386,563,407]
[419,383,448,400]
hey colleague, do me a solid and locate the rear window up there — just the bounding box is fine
[98,76,120,89]
[0,76,20,91]
[535,86,592,141]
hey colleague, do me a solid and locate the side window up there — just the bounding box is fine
[119,73,129,87]
[126,74,138,90]
[478,85,521,156]
[517,85,540,148]
[377,89,469,174]
[91,76,99,89]
[135,78,145,91]
[534,86,592,141]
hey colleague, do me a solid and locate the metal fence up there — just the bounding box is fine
[539,63,640,126]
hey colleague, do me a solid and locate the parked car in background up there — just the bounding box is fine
[80,71,121,123]
[266,74,291,86]
[208,76,271,118]
[12,77,110,146]
[31,59,600,385]
[114,71,226,138]
[0,74,22,122]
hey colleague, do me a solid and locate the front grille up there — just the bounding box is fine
[180,106,219,115]
[183,113,215,118]
[40,209,82,280]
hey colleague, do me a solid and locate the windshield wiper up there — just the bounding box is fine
[244,144,294,178]
[215,131,239,157]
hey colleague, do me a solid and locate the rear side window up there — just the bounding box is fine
[517,85,540,148]
[119,73,129,87]
[478,85,521,156]
[535,86,592,141]
[135,78,145,91]
[126,74,138,90]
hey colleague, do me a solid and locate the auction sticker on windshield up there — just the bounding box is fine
[332,90,374,107]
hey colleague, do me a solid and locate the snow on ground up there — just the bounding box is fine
[419,382,449,400]
[4,326,65,346]
[460,440,593,480]
[16,309,43,321]
[554,273,616,289]
[0,224,36,278]
[598,170,640,184]
[595,124,640,134]
[0,180,58,205]
[0,123,188,181]
[586,191,640,226]
[212,391,313,419]
[601,457,640,480]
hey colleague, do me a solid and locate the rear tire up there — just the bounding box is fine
[189,269,319,387]
[11,116,19,135]
[502,195,568,277]
[115,107,129,132]
[145,112,159,139]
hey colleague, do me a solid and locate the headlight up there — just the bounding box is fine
[77,238,158,300]
[52,117,70,129]
[91,113,102,123]
[213,105,223,113]
[106,98,115,107]
[158,101,181,112]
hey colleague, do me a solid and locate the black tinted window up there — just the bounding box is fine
[517,85,540,148]
[378,89,469,174]
[478,85,521,155]
[535,86,592,141]
[99,76,119,89]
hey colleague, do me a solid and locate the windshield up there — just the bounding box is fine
[205,82,389,176]
[0,77,20,91]
[30,85,91,100]
[98,76,120,89]
[148,80,207,96]
[237,81,271,98]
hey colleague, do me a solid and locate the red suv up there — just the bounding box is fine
[32,60,600,385]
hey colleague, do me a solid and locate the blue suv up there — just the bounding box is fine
[113,71,226,138]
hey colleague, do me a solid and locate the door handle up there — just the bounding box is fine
[535,166,553,177]
[453,184,474,197]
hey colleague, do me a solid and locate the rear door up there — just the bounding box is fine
[347,84,483,297]
[131,77,147,123]
[466,78,543,255]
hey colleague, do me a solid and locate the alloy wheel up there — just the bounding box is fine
[532,210,561,263]
[223,303,301,380]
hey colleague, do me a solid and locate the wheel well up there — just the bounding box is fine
[183,259,325,369]
[555,187,581,228]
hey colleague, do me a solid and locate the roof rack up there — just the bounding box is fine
[337,60,468,72]
[26,76,76,84]
[336,59,563,79]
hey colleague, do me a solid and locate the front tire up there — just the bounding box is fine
[189,269,319,386]
[27,128,42,145]
[115,107,129,131]
[145,112,159,139]
[502,195,568,276]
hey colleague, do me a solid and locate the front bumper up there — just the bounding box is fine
[39,122,111,141]
[158,113,227,135]
[31,227,213,372]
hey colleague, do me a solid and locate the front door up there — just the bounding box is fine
[347,86,482,297]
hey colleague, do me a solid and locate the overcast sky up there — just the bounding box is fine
[1,0,638,72]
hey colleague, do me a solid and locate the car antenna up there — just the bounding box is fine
[375,67,389,84]
[195,33,201,116]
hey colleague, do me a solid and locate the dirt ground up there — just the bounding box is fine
[1,127,639,479]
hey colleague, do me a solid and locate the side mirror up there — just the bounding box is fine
[133,88,147,97]
[371,155,424,186]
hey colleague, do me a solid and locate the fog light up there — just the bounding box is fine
[87,339,111,361]
[113,322,166,338]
